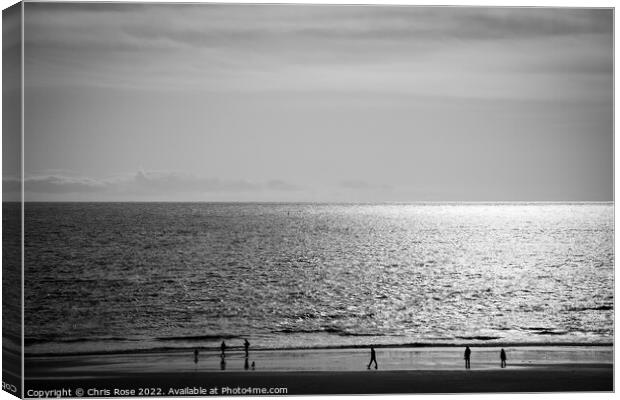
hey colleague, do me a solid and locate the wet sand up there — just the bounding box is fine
[24,346,613,395]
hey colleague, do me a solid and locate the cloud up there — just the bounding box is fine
[4,175,108,194]
[24,4,612,92]
[340,180,392,191]
[265,179,299,191]
[6,171,300,197]
[24,176,109,193]
[26,5,612,51]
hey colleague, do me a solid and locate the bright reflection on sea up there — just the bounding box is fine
[23,202,613,355]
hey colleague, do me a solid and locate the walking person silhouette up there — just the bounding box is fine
[500,348,507,368]
[193,349,199,364]
[464,346,471,369]
[220,341,227,358]
[367,346,378,369]
[244,339,250,358]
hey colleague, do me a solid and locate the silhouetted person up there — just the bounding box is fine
[367,346,378,369]
[244,339,250,357]
[500,348,507,368]
[194,349,199,364]
[244,357,249,370]
[251,361,256,370]
[464,346,471,369]
[220,357,226,370]
[220,341,227,358]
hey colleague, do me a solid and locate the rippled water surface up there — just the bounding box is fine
[24,203,613,354]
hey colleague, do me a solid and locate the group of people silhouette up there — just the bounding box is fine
[465,346,507,369]
[194,341,508,371]
[368,345,508,370]
[464,346,508,369]
[193,339,255,371]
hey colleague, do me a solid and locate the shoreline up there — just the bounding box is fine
[25,345,613,376]
[23,341,614,358]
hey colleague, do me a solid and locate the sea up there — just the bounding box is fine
[21,202,613,355]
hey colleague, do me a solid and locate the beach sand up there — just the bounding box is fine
[24,346,613,395]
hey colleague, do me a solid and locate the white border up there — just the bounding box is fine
[0,2,615,400]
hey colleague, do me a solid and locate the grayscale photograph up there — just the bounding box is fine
[2,2,613,396]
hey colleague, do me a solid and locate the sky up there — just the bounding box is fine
[10,3,614,201]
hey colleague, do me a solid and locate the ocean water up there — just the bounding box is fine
[23,203,613,355]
